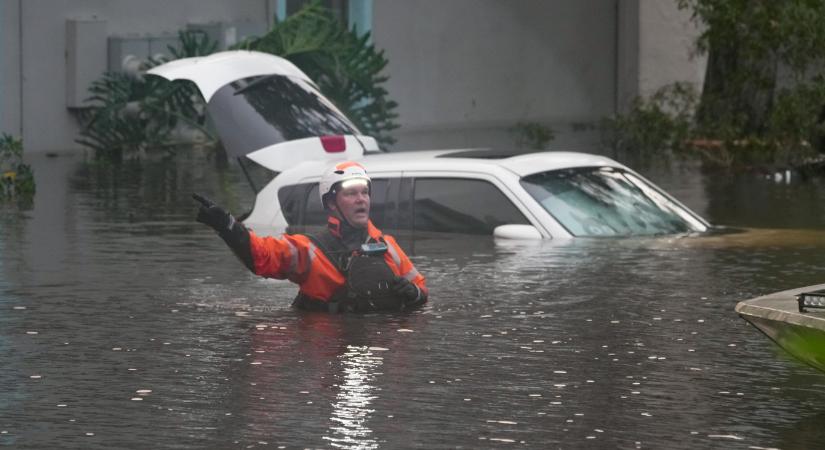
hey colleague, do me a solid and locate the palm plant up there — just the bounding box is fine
[236,3,398,146]
[77,2,399,159]
[76,30,218,159]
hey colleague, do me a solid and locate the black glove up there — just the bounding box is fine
[192,192,254,272]
[393,276,420,303]
[193,193,234,232]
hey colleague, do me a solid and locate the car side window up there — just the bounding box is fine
[298,179,392,227]
[304,184,326,226]
[367,179,390,228]
[277,184,302,225]
[412,178,529,234]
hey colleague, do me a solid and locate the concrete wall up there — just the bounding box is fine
[372,0,619,151]
[617,0,705,112]
[0,0,22,139]
[616,0,640,115]
[1,0,276,153]
[638,0,705,97]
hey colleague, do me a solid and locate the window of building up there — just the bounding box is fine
[278,0,372,36]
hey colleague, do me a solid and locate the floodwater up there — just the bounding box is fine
[3,151,825,449]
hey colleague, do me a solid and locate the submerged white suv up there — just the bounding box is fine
[149,51,709,239]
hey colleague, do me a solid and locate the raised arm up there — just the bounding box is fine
[193,193,254,272]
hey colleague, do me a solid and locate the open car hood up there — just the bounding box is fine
[147,50,379,170]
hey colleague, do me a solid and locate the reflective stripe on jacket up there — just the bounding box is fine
[247,220,427,303]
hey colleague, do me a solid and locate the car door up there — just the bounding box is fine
[398,173,533,236]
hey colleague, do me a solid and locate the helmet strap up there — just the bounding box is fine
[331,196,358,229]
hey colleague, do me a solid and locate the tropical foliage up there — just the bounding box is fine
[77,2,398,159]
[76,30,216,160]
[234,2,398,146]
[607,0,825,171]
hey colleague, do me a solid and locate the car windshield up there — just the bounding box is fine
[519,167,707,236]
[206,74,361,159]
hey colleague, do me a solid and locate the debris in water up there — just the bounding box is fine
[707,434,743,441]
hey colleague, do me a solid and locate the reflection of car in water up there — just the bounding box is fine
[149,51,710,239]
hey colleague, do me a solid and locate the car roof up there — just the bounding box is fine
[147,50,313,102]
[282,149,628,180]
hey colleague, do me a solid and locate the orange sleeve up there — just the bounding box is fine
[247,231,314,283]
[383,235,428,297]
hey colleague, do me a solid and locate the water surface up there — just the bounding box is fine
[2,152,825,449]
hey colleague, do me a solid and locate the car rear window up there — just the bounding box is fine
[207,75,361,159]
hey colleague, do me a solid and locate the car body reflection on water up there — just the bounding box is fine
[148,51,710,240]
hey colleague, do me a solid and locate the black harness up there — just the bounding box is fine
[292,229,406,313]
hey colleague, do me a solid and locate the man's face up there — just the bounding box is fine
[331,179,370,228]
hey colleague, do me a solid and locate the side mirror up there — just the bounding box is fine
[493,224,543,240]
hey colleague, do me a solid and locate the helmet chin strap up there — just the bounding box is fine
[331,197,369,230]
[331,197,356,229]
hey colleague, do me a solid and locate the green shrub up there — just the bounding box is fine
[0,134,35,201]
[510,122,555,150]
[602,82,698,159]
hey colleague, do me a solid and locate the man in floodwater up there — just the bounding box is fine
[193,161,428,313]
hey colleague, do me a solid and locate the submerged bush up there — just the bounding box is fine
[510,122,555,150]
[603,78,825,172]
[0,134,35,202]
[602,82,698,160]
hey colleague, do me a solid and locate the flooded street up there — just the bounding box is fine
[3,152,825,449]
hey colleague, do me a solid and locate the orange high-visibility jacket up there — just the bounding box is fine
[247,219,427,303]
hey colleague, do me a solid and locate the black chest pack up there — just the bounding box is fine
[305,230,405,312]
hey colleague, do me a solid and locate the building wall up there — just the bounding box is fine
[635,0,705,104]
[616,0,640,115]
[0,0,22,139]
[1,0,705,154]
[0,0,275,153]
[372,0,619,151]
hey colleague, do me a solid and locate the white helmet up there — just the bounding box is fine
[319,161,371,207]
